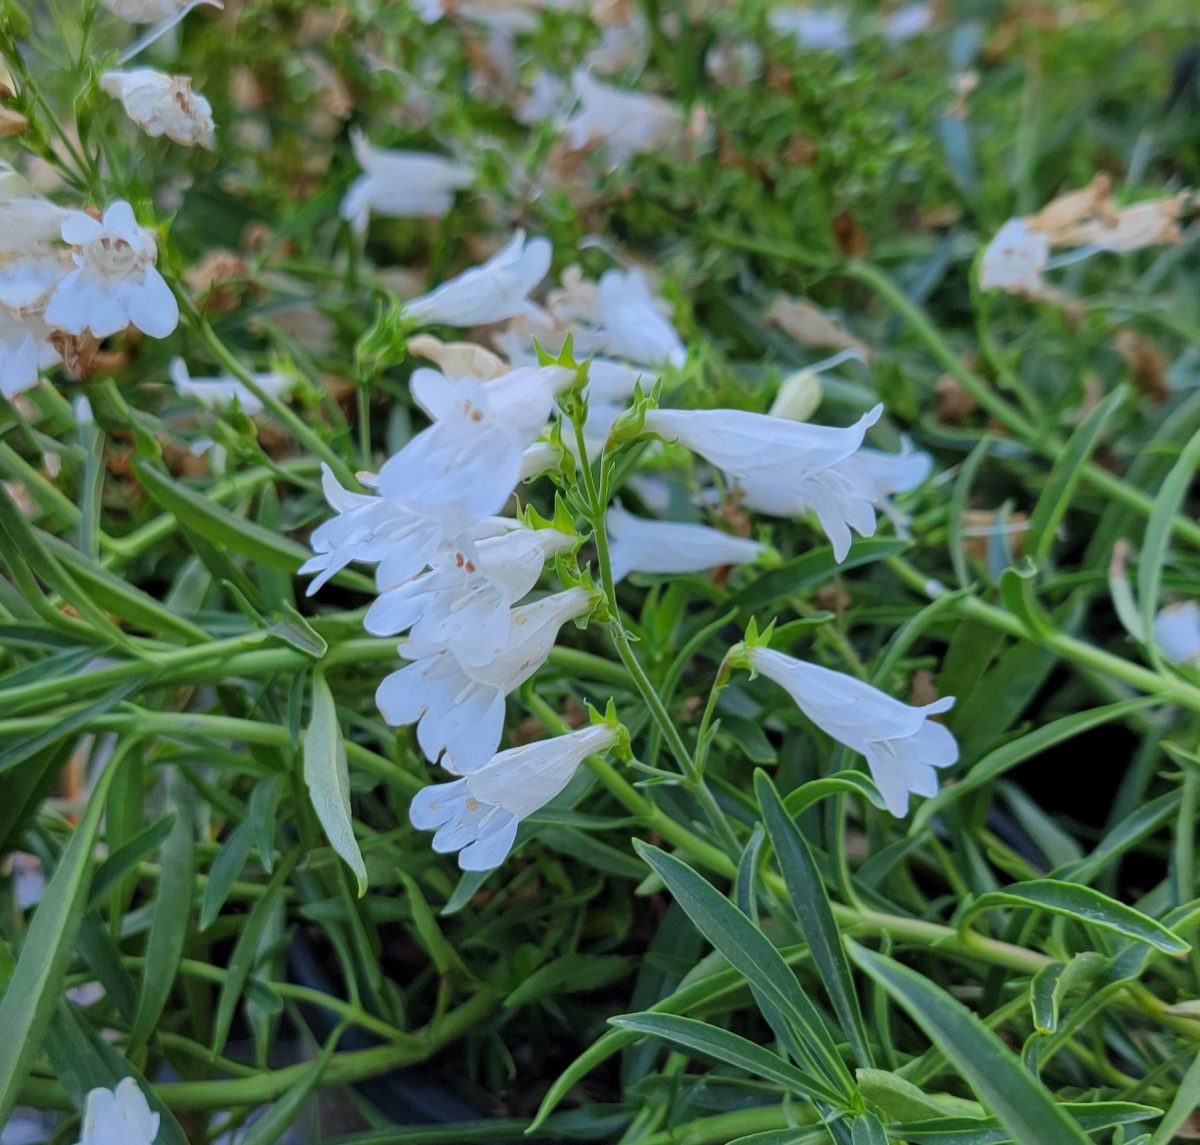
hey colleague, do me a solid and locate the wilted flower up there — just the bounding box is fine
[169,357,291,414]
[408,333,508,380]
[365,522,575,665]
[0,309,58,397]
[607,502,764,582]
[764,294,871,359]
[410,723,619,870]
[376,587,594,772]
[340,130,474,235]
[564,69,683,165]
[642,404,883,561]
[44,201,178,339]
[403,231,552,327]
[1154,602,1200,666]
[72,1078,160,1145]
[100,69,215,147]
[748,646,958,815]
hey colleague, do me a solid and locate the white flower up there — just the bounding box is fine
[45,202,178,339]
[365,522,575,666]
[0,309,58,397]
[1154,602,1200,666]
[643,404,884,561]
[749,647,957,816]
[0,197,68,254]
[376,587,594,772]
[0,245,71,311]
[374,366,571,522]
[852,440,932,536]
[979,218,1050,295]
[100,69,215,148]
[585,356,658,404]
[169,357,291,414]
[339,130,473,236]
[565,69,683,166]
[520,440,560,479]
[768,8,852,51]
[592,268,686,367]
[100,0,219,21]
[404,231,552,327]
[769,370,823,422]
[884,2,934,41]
[301,465,449,595]
[517,71,570,127]
[607,502,764,582]
[73,1078,160,1145]
[410,724,618,870]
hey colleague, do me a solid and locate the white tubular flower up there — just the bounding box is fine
[300,465,448,595]
[410,724,619,870]
[379,366,572,522]
[749,647,958,816]
[520,441,560,479]
[565,69,683,165]
[884,2,933,41]
[45,202,178,339]
[100,69,214,148]
[169,358,291,414]
[376,587,594,772]
[979,218,1050,295]
[855,442,932,498]
[0,309,58,397]
[365,523,575,666]
[403,231,552,327]
[0,246,71,311]
[0,197,69,254]
[607,502,764,582]
[1154,602,1200,666]
[73,1078,160,1145]
[643,404,883,561]
[593,269,686,367]
[585,356,658,404]
[340,130,473,236]
[768,8,852,51]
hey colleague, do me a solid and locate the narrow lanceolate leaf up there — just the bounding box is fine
[236,1024,345,1145]
[304,674,367,896]
[0,751,124,1127]
[756,771,873,1068]
[633,840,853,1099]
[129,785,196,1051]
[894,1101,1160,1145]
[1025,385,1126,567]
[610,1013,845,1106]
[1140,424,1200,662]
[959,879,1189,956]
[848,943,1091,1145]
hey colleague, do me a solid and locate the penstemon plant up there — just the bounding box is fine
[2,1,1200,1144]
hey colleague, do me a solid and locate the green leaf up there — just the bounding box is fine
[783,771,886,816]
[911,696,1159,833]
[0,747,123,1126]
[506,954,632,1009]
[857,1068,952,1122]
[958,879,1189,956]
[133,457,311,572]
[850,1111,888,1145]
[847,943,1092,1145]
[129,786,195,1051]
[609,1013,844,1106]
[1025,386,1126,567]
[732,539,908,613]
[200,819,254,931]
[1140,425,1200,663]
[1149,1050,1200,1145]
[304,674,367,895]
[1029,962,1064,1034]
[634,840,853,1098]
[210,852,297,1056]
[893,1101,1161,1145]
[236,1024,345,1145]
[756,771,873,1068]
[90,813,177,910]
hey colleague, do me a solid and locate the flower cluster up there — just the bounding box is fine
[0,190,178,396]
[305,230,959,871]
